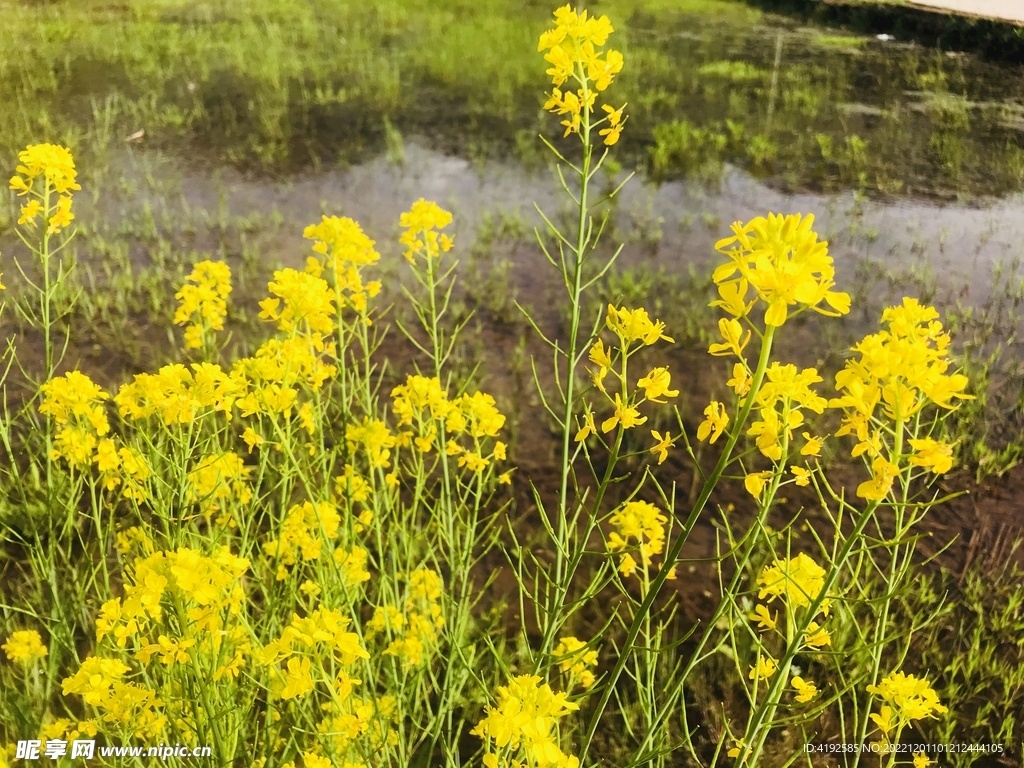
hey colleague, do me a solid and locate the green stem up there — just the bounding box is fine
[579,324,778,761]
[544,64,593,666]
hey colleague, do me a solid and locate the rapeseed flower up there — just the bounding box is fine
[867,671,948,726]
[830,299,971,496]
[174,260,232,349]
[792,676,818,703]
[10,143,80,196]
[757,552,831,616]
[748,654,778,681]
[606,305,674,346]
[649,430,673,464]
[259,268,336,336]
[697,401,729,444]
[399,199,454,263]
[607,501,670,579]
[539,5,625,145]
[637,367,678,402]
[2,630,47,664]
[472,674,580,768]
[553,636,599,690]
[712,213,849,327]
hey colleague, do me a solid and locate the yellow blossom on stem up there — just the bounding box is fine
[649,430,673,464]
[792,676,818,703]
[749,604,776,631]
[748,654,778,681]
[637,367,678,402]
[697,401,729,444]
[712,213,850,327]
[744,470,772,500]
[908,437,954,474]
[2,630,47,664]
[601,393,646,433]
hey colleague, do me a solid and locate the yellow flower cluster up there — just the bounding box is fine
[39,371,152,498]
[115,362,242,424]
[757,552,830,615]
[868,671,948,740]
[746,363,827,462]
[2,629,47,664]
[829,298,970,500]
[539,5,626,144]
[186,451,252,523]
[712,213,850,328]
[61,657,165,739]
[368,568,445,669]
[68,548,249,741]
[606,500,675,581]
[174,260,232,350]
[39,370,110,468]
[258,608,370,697]
[346,418,396,470]
[303,215,382,315]
[263,500,370,585]
[473,675,580,768]
[399,199,454,264]
[234,335,337,420]
[391,375,508,473]
[553,636,598,691]
[577,306,676,445]
[9,143,80,234]
[259,268,336,336]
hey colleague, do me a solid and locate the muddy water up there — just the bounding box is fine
[151,142,1024,314]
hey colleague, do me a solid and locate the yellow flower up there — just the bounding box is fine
[913,752,932,768]
[400,199,454,263]
[302,753,332,768]
[553,636,599,690]
[856,456,900,501]
[744,470,772,500]
[588,338,613,369]
[697,401,728,444]
[637,367,679,402]
[18,199,42,225]
[908,438,954,474]
[727,363,752,395]
[800,432,824,456]
[259,268,336,335]
[575,407,598,442]
[757,552,829,612]
[606,305,674,346]
[713,213,850,327]
[866,671,948,723]
[870,704,897,735]
[10,143,81,196]
[727,740,750,761]
[601,393,646,432]
[2,630,47,664]
[649,430,673,464]
[803,621,831,649]
[48,195,74,234]
[471,674,580,768]
[748,654,777,681]
[749,604,776,631]
[607,500,668,577]
[791,466,811,486]
[708,318,750,357]
[280,656,314,699]
[174,260,232,348]
[792,676,818,703]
